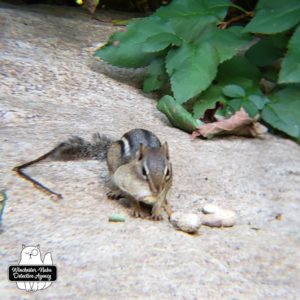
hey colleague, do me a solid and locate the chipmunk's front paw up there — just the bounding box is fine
[107,190,123,200]
[130,208,147,219]
[149,213,163,221]
[150,204,163,221]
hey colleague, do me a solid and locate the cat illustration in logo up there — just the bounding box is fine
[16,244,53,292]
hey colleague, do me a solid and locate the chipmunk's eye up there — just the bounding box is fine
[165,167,171,180]
[142,166,148,178]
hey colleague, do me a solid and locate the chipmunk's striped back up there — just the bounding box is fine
[120,129,161,162]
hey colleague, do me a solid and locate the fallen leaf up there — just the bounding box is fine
[192,108,268,139]
[201,101,224,123]
[83,0,100,14]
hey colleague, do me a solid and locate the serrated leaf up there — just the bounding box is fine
[193,85,225,118]
[279,25,300,83]
[223,85,245,98]
[243,0,300,34]
[142,33,182,53]
[156,0,230,42]
[156,0,230,20]
[95,17,170,68]
[157,95,202,133]
[167,16,217,44]
[246,34,289,67]
[166,42,218,103]
[189,25,252,63]
[143,58,167,93]
[205,26,252,63]
[261,88,300,138]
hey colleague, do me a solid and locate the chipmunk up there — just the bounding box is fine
[14,129,173,220]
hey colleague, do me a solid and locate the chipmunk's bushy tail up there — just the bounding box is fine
[13,133,114,199]
[50,133,114,161]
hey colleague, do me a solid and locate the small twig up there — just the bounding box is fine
[92,16,128,26]
[218,11,254,29]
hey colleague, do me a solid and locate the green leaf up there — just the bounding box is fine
[249,95,269,110]
[261,88,300,138]
[227,98,258,118]
[166,42,219,103]
[203,26,252,63]
[167,16,218,44]
[225,92,268,118]
[156,0,230,20]
[187,25,252,63]
[142,33,182,53]
[246,34,289,67]
[157,95,202,133]
[227,98,242,112]
[156,0,230,42]
[279,25,300,83]
[242,101,259,118]
[95,17,170,68]
[143,58,167,93]
[222,85,245,98]
[193,85,225,118]
[218,56,261,84]
[243,0,300,34]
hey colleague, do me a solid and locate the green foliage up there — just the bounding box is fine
[279,25,300,84]
[166,43,219,103]
[245,34,289,67]
[261,88,300,139]
[262,88,300,139]
[243,0,300,34]
[143,57,168,92]
[193,85,225,119]
[96,0,300,140]
[222,85,245,98]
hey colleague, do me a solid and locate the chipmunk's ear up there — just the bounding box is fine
[161,142,169,160]
[137,143,147,160]
[22,244,26,249]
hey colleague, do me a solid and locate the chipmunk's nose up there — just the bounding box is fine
[153,183,163,196]
[149,176,164,195]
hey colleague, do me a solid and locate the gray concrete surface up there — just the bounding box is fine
[1,2,300,299]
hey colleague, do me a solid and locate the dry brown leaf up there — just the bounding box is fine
[83,0,100,14]
[192,108,268,139]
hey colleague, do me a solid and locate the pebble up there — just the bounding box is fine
[108,214,126,222]
[201,205,236,228]
[170,212,201,234]
[202,204,222,214]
